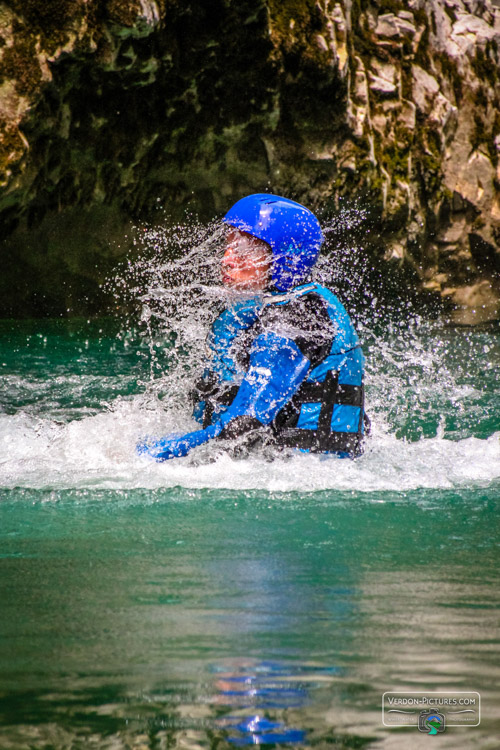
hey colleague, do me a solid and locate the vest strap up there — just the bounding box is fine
[272,366,365,454]
[276,427,364,455]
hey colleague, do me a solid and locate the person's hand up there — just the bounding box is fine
[137,433,191,461]
[137,423,222,461]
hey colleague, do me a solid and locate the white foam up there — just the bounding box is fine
[1,398,498,492]
[2,216,498,495]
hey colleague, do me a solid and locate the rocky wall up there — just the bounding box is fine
[0,0,499,320]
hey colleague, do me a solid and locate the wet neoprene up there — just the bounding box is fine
[172,283,367,460]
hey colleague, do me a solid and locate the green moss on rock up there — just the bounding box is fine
[472,44,498,89]
[377,0,404,15]
[0,28,42,96]
[5,0,101,56]
[7,0,77,30]
[437,52,463,105]
[0,122,26,179]
[107,0,151,27]
[267,0,333,69]
[414,20,431,69]
[0,0,498,317]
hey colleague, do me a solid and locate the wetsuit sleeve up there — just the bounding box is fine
[138,332,311,460]
[217,331,311,433]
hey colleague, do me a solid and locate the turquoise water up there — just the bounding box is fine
[0,317,499,748]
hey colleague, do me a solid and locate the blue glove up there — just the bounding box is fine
[137,423,222,461]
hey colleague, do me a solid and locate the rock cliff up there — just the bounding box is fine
[0,0,499,320]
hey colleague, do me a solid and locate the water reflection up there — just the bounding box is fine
[1,487,499,748]
[211,660,338,745]
[225,716,305,746]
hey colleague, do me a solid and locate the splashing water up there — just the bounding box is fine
[1,209,500,750]
[104,216,227,391]
[1,210,499,493]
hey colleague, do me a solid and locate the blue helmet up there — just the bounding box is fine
[222,194,323,291]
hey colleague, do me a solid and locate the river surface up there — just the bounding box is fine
[0,316,499,749]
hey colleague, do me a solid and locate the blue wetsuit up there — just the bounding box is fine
[144,283,368,460]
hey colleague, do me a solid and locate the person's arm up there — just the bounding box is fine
[137,331,311,460]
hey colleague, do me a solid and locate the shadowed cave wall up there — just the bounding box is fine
[0,0,499,320]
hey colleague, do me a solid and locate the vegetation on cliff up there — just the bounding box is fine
[0,0,499,321]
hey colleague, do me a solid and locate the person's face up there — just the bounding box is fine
[222,228,272,293]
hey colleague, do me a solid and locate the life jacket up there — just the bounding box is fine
[192,283,368,457]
